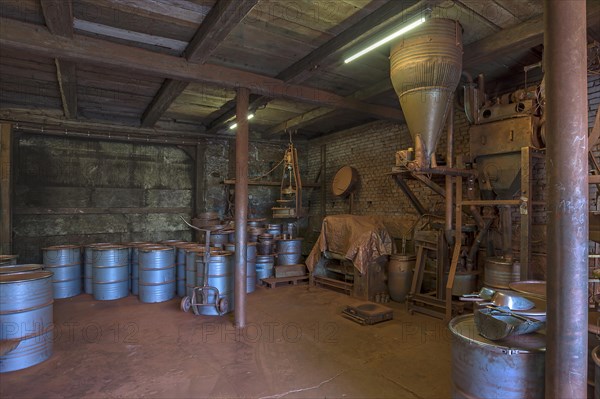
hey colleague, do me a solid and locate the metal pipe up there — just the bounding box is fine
[445,102,454,244]
[234,87,250,329]
[544,1,588,397]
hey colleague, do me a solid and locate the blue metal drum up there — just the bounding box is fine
[276,238,303,266]
[224,242,257,293]
[0,264,43,274]
[255,255,275,283]
[195,251,234,316]
[83,243,112,295]
[129,243,155,295]
[209,232,229,249]
[175,243,198,297]
[92,245,130,301]
[42,245,82,299]
[0,271,54,373]
[185,247,206,297]
[138,246,176,303]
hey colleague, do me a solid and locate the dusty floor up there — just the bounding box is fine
[0,284,452,398]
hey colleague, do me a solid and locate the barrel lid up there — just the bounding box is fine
[159,240,187,246]
[0,255,18,261]
[176,243,201,249]
[0,264,44,274]
[256,254,275,259]
[278,237,303,242]
[85,242,114,248]
[0,270,53,283]
[450,314,546,353]
[390,253,416,260]
[508,280,546,299]
[123,241,151,246]
[139,245,172,252]
[209,250,233,256]
[42,244,81,250]
[93,244,129,251]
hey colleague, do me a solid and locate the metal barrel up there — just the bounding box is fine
[388,254,416,303]
[247,219,265,229]
[483,256,521,289]
[122,242,152,292]
[175,243,199,297]
[266,224,282,237]
[42,245,82,299]
[209,232,229,249]
[195,251,234,316]
[0,271,54,373]
[138,246,176,303]
[83,243,112,294]
[129,243,155,295]
[185,247,205,298]
[159,240,188,247]
[0,255,18,266]
[223,242,257,293]
[450,314,545,399]
[255,254,275,283]
[92,245,130,301]
[0,264,44,274]
[276,238,303,266]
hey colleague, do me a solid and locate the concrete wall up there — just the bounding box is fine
[13,134,194,263]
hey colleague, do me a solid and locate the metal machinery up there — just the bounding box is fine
[272,141,303,219]
[389,17,546,320]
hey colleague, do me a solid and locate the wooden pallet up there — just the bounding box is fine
[261,275,309,288]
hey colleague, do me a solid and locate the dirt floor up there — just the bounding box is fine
[0,284,452,398]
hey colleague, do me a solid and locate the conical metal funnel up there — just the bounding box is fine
[390,19,463,167]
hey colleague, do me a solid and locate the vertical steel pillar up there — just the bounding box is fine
[234,87,250,329]
[544,1,588,397]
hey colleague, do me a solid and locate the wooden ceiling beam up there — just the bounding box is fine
[267,4,600,136]
[141,0,259,127]
[40,0,78,120]
[0,18,404,122]
[205,0,430,131]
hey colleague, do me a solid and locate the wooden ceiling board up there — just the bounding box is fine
[0,0,44,25]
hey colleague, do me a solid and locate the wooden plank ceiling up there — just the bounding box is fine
[0,0,598,141]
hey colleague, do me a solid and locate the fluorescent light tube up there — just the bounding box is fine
[229,113,254,130]
[344,17,426,64]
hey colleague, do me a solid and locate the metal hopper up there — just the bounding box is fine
[390,18,463,167]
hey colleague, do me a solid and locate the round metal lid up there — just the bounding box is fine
[0,270,53,283]
[85,242,114,248]
[0,255,18,262]
[139,245,172,252]
[450,314,546,353]
[508,280,546,298]
[332,165,359,197]
[0,264,44,274]
[42,244,81,250]
[92,244,129,251]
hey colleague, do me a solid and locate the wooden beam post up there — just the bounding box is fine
[0,123,12,254]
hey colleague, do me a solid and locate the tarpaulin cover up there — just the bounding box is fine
[306,214,394,274]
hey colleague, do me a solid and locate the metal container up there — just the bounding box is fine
[159,240,188,247]
[0,264,43,274]
[83,243,112,295]
[176,243,200,297]
[255,254,275,283]
[185,247,206,297]
[226,230,235,243]
[388,254,415,303]
[195,251,234,316]
[92,245,130,301]
[0,271,54,373]
[247,218,265,229]
[266,223,282,237]
[209,232,229,249]
[276,238,303,266]
[138,246,176,303]
[390,18,463,167]
[0,255,18,266]
[257,233,275,255]
[42,245,82,299]
[223,242,257,293]
[450,314,545,399]
[445,271,478,296]
[484,256,520,289]
[247,227,265,243]
[129,243,155,295]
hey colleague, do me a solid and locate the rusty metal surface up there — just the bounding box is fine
[390,18,462,167]
[469,116,538,158]
[544,1,589,397]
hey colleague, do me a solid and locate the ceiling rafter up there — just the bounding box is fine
[0,17,404,123]
[140,0,259,128]
[40,0,77,120]
[205,0,432,133]
[266,4,600,137]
